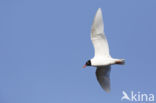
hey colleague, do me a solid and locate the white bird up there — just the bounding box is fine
[83,8,125,92]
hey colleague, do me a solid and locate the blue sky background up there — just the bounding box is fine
[0,0,156,103]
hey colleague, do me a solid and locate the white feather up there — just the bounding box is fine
[91,8,113,66]
[86,8,125,92]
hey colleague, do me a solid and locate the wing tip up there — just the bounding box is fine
[91,8,104,34]
[97,8,102,12]
[104,88,111,93]
[101,85,111,93]
[96,8,102,16]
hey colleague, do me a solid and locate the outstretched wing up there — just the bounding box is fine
[91,8,111,59]
[96,66,111,92]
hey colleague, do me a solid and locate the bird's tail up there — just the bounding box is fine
[115,59,125,65]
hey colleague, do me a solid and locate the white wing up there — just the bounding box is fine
[96,66,111,92]
[91,8,111,59]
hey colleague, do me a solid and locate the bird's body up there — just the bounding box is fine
[91,58,124,66]
[83,8,125,92]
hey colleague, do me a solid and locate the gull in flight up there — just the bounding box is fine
[83,8,125,92]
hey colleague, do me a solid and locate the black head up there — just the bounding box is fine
[86,60,91,66]
[83,60,91,68]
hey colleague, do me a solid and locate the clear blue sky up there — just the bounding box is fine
[0,0,156,103]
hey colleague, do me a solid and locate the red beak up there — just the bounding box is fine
[83,64,87,68]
